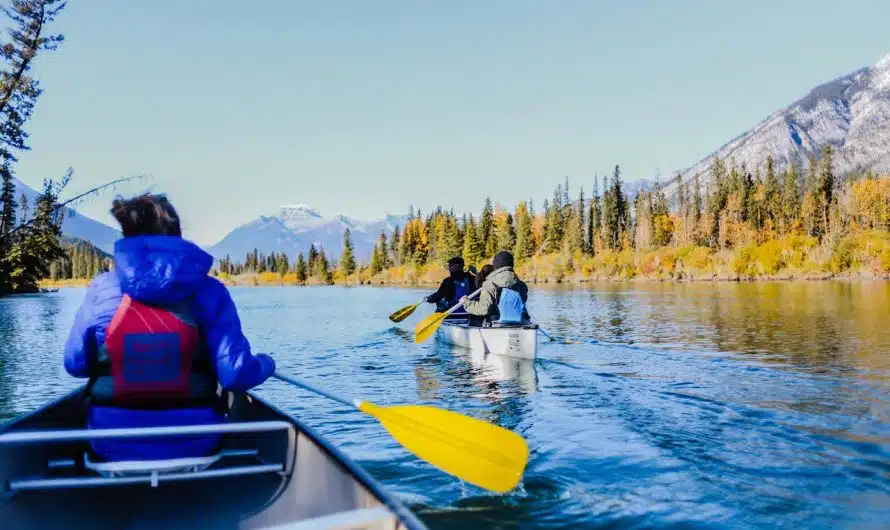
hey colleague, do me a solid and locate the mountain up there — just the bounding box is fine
[669,52,890,190]
[208,205,410,263]
[13,177,120,254]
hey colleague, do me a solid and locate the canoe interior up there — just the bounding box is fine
[0,388,426,530]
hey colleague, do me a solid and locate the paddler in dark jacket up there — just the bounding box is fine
[425,256,477,318]
[460,251,531,324]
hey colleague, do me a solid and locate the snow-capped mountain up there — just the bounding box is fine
[667,52,890,191]
[12,177,120,254]
[207,205,410,262]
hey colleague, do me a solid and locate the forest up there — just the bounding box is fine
[215,145,890,286]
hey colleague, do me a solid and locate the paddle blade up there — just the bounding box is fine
[359,401,529,493]
[389,302,420,323]
[414,311,448,343]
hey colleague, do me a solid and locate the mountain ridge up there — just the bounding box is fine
[666,52,890,190]
[207,205,410,262]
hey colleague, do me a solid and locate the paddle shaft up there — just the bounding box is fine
[273,372,359,409]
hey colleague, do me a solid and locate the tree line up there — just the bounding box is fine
[216,227,358,284]
[214,144,890,283]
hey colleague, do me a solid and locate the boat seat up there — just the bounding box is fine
[82,448,254,477]
[0,420,296,492]
[489,322,538,329]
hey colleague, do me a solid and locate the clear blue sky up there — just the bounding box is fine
[15,0,890,245]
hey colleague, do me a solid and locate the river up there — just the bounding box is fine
[1,282,889,529]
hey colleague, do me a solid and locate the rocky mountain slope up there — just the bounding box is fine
[669,52,890,188]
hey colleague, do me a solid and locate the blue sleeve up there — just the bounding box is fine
[197,279,275,391]
[63,273,121,377]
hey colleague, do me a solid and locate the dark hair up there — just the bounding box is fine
[110,193,182,237]
[448,256,464,266]
[476,264,494,288]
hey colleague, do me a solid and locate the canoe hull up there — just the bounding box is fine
[436,321,538,360]
[0,387,427,530]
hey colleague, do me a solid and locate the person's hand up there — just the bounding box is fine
[459,296,469,305]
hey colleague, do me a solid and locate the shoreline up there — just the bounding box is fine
[38,270,890,291]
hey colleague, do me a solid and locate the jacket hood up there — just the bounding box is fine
[488,267,518,287]
[113,236,213,304]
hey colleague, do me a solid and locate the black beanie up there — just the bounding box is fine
[492,251,514,269]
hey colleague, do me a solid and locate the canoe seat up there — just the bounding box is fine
[0,420,296,492]
[489,322,538,329]
[83,448,257,478]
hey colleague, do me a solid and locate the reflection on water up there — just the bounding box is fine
[1,282,889,529]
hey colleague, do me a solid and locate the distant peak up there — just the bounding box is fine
[279,204,321,216]
[876,52,890,70]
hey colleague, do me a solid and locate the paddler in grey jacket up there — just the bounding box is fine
[460,251,531,325]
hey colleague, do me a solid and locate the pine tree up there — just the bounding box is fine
[376,231,390,270]
[369,246,382,275]
[307,244,318,272]
[389,226,400,266]
[513,201,534,262]
[817,145,835,238]
[651,179,671,246]
[565,187,585,253]
[494,211,516,253]
[295,253,307,283]
[782,162,801,234]
[604,165,627,249]
[314,247,330,283]
[462,214,483,268]
[339,228,357,277]
[764,155,782,231]
[480,197,495,257]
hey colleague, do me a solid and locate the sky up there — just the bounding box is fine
[14,0,890,245]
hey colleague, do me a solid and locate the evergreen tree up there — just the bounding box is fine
[462,214,483,268]
[480,196,495,257]
[376,231,390,269]
[651,179,671,246]
[782,161,801,233]
[817,145,835,237]
[513,201,534,261]
[494,212,516,253]
[565,187,585,253]
[295,253,307,283]
[307,244,318,271]
[764,155,782,230]
[544,184,565,252]
[314,247,330,283]
[389,226,400,266]
[339,228,357,277]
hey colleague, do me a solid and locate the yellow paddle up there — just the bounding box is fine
[414,287,483,344]
[272,371,528,494]
[388,297,426,323]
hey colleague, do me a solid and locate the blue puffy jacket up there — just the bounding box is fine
[63,235,276,461]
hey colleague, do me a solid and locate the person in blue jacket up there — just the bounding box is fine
[63,193,276,462]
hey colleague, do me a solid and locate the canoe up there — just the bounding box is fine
[0,387,428,530]
[436,320,539,360]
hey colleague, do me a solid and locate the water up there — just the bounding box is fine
[1,282,889,529]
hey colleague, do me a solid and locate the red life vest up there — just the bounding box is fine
[88,295,219,409]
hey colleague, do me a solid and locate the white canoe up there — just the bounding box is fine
[436,320,539,360]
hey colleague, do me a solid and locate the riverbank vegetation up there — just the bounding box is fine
[0,1,70,295]
[213,147,890,286]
